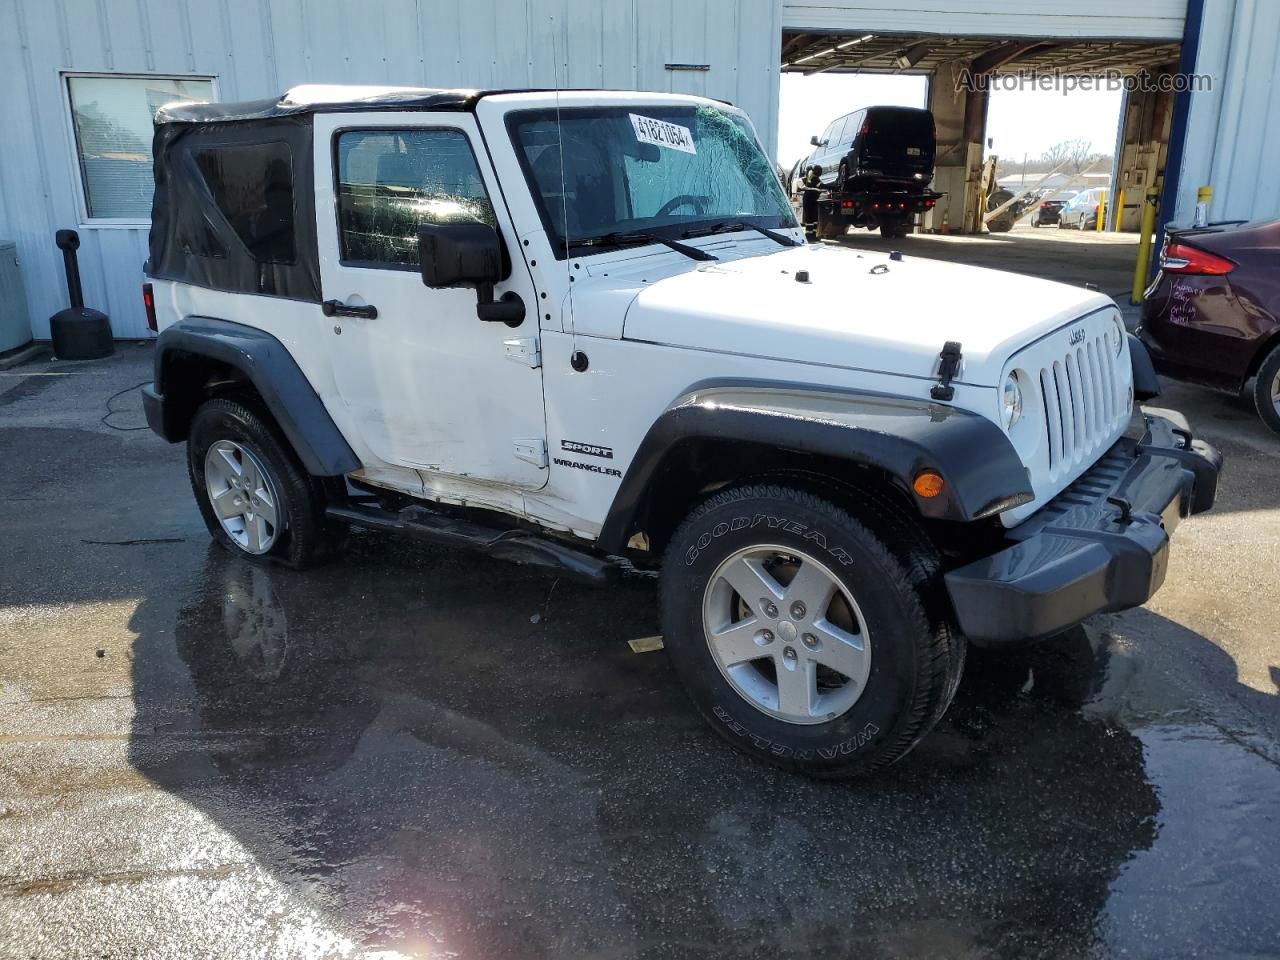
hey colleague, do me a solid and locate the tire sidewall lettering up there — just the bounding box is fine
[711,705,880,760]
[685,513,851,568]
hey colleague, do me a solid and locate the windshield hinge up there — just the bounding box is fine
[930,341,963,401]
[504,336,541,368]
[513,438,548,469]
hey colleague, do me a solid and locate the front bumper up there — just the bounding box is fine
[944,412,1222,646]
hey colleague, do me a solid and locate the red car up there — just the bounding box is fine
[1139,218,1280,433]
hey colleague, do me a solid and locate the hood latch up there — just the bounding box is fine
[930,341,963,401]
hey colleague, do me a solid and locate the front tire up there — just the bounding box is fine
[1252,344,1280,435]
[659,484,963,778]
[188,396,344,569]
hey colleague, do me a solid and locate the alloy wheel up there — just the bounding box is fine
[701,544,872,725]
[204,440,282,555]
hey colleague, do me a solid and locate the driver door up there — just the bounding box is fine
[313,112,547,491]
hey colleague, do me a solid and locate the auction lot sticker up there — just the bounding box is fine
[629,114,697,155]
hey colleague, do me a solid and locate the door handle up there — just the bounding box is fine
[322,299,378,320]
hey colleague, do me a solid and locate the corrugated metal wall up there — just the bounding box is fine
[1177,0,1280,224]
[0,0,781,339]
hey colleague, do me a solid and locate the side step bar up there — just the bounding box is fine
[325,503,615,584]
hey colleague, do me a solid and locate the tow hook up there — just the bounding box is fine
[1107,496,1134,525]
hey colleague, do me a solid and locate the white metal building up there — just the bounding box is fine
[0,0,1273,340]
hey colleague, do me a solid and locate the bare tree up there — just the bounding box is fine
[1040,139,1099,175]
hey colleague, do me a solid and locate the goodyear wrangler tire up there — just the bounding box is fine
[188,397,345,570]
[659,484,961,778]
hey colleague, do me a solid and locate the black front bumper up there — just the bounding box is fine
[945,413,1222,646]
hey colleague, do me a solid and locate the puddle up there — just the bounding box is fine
[107,544,1280,957]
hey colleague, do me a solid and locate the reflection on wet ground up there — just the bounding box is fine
[121,540,1280,959]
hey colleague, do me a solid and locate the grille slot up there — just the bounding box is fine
[1034,331,1121,479]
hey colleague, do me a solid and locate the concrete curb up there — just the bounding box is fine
[0,342,46,370]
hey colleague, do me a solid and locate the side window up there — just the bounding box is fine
[820,121,838,146]
[336,128,496,268]
[193,142,296,263]
[845,112,864,146]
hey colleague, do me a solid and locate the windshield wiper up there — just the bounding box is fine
[569,232,718,262]
[684,221,800,247]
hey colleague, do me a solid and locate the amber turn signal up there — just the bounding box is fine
[913,470,945,498]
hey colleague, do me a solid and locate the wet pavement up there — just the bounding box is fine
[2,346,1279,959]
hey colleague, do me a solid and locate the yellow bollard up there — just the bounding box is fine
[1131,187,1160,304]
[1096,190,1107,232]
[1112,188,1126,231]
[1195,185,1213,226]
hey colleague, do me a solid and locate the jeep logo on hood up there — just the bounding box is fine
[1068,327,1086,346]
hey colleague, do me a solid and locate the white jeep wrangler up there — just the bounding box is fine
[142,85,1221,777]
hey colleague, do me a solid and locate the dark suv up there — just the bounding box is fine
[1139,218,1280,433]
[803,106,938,238]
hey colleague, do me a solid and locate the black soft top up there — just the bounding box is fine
[154,86,484,125]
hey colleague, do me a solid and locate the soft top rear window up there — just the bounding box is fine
[148,116,319,301]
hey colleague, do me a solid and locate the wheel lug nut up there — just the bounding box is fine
[763,601,778,618]
[757,629,775,645]
[790,602,806,619]
[802,633,819,649]
[783,646,798,664]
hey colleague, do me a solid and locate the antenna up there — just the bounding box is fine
[550,15,578,359]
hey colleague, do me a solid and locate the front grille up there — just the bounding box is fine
[1037,332,1123,474]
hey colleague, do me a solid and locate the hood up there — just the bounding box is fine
[620,243,1114,387]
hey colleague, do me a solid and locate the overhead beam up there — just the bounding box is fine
[780,32,817,64]
[971,39,1049,74]
[893,40,932,70]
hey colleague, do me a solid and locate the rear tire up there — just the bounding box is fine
[659,484,963,778]
[188,396,345,569]
[1252,344,1280,435]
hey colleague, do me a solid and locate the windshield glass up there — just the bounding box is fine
[507,104,796,257]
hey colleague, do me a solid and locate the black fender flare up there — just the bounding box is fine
[595,381,1034,554]
[1127,333,1161,401]
[145,316,361,477]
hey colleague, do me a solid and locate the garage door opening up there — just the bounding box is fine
[779,29,1181,299]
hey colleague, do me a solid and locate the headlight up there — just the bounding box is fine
[1113,315,1126,355]
[1001,374,1023,429]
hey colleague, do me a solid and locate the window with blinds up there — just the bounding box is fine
[66,74,214,222]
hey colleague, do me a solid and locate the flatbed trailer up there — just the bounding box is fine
[798,179,942,241]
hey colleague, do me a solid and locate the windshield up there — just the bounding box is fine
[507,104,796,257]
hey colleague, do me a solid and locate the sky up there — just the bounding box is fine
[776,72,1123,170]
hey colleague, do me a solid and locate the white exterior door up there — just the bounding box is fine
[313,112,547,490]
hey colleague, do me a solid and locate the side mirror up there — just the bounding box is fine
[417,223,524,326]
[417,222,502,288]
[810,135,821,146]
